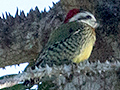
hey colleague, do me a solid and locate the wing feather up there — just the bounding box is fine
[46,21,82,47]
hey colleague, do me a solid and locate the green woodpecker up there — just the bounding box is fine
[33,9,98,68]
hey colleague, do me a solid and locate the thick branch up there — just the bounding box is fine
[0,61,120,89]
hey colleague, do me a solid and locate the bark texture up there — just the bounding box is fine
[0,0,120,68]
[0,0,120,89]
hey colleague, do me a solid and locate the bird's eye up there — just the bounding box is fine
[86,15,92,19]
[78,18,81,20]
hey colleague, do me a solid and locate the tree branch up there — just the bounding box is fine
[0,61,120,89]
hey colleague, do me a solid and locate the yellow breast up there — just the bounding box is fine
[72,37,95,63]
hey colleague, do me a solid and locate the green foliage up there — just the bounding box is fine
[1,84,26,90]
[38,81,56,90]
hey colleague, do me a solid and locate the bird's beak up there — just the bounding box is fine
[94,22,99,28]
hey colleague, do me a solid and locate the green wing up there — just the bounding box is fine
[46,21,82,47]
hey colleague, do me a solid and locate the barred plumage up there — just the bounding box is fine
[33,9,98,68]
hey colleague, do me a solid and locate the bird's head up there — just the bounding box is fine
[64,9,99,28]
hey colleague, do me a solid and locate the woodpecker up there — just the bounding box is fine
[33,9,99,68]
